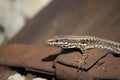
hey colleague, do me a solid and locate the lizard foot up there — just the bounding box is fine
[76,59,87,71]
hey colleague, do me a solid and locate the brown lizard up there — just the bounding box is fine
[46,36,120,70]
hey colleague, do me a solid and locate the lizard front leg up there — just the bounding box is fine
[76,45,88,71]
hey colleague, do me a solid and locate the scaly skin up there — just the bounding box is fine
[46,36,120,70]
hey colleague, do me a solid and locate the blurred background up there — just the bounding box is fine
[0,0,120,80]
[0,0,52,45]
[0,0,120,46]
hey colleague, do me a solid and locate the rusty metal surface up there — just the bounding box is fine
[53,49,109,70]
[1,0,120,80]
[54,49,120,80]
[0,44,61,75]
[0,44,119,80]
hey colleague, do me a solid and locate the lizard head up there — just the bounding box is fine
[46,38,70,48]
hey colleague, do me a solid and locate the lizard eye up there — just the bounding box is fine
[55,40,59,42]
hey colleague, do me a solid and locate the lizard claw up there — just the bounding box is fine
[76,59,87,71]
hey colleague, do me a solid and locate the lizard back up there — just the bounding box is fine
[62,36,120,54]
[46,36,120,54]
